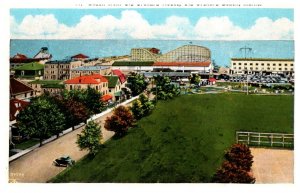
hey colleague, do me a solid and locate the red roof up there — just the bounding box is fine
[13,53,28,59]
[10,99,30,121]
[10,78,34,96]
[153,61,211,67]
[112,69,126,83]
[208,78,217,82]
[71,53,89,59]
[101,94,113,102]
[65,74,108,84]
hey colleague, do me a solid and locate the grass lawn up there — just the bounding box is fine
[51,93,294,183]
[14,139,40,150]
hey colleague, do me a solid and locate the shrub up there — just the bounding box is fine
[104,106,135,136]
[224,143,253,171]
[212,161,255,183]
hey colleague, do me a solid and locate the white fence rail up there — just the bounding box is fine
[236,131,294,148]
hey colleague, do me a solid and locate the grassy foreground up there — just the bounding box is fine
[52,94,293,183]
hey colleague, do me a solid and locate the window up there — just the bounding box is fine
[267,63,270,66]
[273,63,276,66]
[256,67,258,70]
[273,68,276,70]
[250,63,253,66]
[285,68,288,71]
[109,89,111,92]
[291,68,294,71]
[244,63,247,65]
[250,67,253,70]
[279,63,282,66]
[244,67,247,70]
[70,85,73,90]
[291,63,293,66]
[238,67,241,69]
[233,67,236,69]
[256,63,259,66]
[238,63,241,65]
[267,67,270,70]
[233,63,236,65]
[279,68,282,70]
[285,64,287,66]
[261,63,264,66]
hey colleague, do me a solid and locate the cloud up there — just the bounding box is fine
[10,11,294,40]
[194,16,293,40]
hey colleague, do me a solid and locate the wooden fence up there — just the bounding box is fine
[236,131,294,148]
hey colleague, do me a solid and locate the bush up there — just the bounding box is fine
[104,106,135,136]
[212,143,255,183]
[224,143,253,171]
[212,161,255,183]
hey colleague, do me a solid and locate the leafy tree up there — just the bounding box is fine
[77,120,102,155]
[104,106,135,136]
[131,100,143,120]
[17,96,65,146]
[131,94,154,120]
[212,161,255,183]
[190,74,201,85]
[62,87,105,116]
[152,75,180,100]
[127,72,148,96]
[84,86,105,115]
[224,143,254,171]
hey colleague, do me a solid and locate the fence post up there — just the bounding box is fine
[270,134,273,147]
[283,134,285,148]
[247,132,250,145]
[258,133,261,146]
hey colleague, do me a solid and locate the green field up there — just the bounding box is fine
[52,94,294,183]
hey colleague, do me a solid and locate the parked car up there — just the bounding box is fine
[53,156,75,167]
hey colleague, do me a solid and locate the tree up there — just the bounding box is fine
[62,87,105,116]
[104,106,135,136]
[127,72,148,96]
[224,143,254,171]
[84,86,105,115]
[131,100,143,120]
[64,99,89,130]
[190,74,201,85]
[77,120,102,155]
[152,75,180,100]
[212,161,255,183]
[17,96,65,146]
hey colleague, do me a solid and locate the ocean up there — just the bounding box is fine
[10,40,294,67]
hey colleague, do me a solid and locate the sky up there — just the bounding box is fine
[10,8,294,40]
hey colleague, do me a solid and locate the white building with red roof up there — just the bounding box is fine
[64,74,109,96]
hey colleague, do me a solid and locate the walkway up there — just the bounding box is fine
[9,101,136,183]
[251,148,294,183]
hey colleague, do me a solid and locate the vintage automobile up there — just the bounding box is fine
[53,156,75,167]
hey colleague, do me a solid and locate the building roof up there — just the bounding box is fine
[153,61,211,67]
[231,58,294,62]
[14,62,44,71]
[12,53,28,59]
[45,60,72,64]
[104,76,119,88]
[71,66,110,71]
[10,78,34,96]
[71,53,89,59]
[65,74,108,84]
[142,72,191,78]
[10,58,42,63]
[112,69,126,83]
[10,99,30,121]
[102,94,113,101]
[112,61,154,66]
